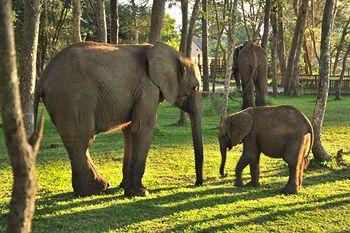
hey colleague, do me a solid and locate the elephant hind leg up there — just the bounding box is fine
[255,64,268,106]
[119,126,132,189]
[62,135,109,196]
[297,135,310,187]
[241,68,255,109]
[282,138,305,194]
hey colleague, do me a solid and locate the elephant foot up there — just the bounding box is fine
[124,185,149,197]
[282,184,298,194]
[246,180,260,187]
[119,179,128,189]
[234,179,244,187]
[195,179,203,186]
[73,174,109,197]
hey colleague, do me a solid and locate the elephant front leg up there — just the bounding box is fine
[246,155,261,187]
[235,154,254,187]
[120,127,132,189]
[124,121,155,197]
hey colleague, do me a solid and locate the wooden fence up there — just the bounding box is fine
[204,65,350,95]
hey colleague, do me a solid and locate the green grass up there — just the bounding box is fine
[0,95,349,232]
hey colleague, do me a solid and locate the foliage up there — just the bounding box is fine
[0,95,349,232]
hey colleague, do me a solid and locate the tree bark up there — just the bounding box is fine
[131,0,139,43]
[98,0,107,43]
[335,43,350,100]
[0,1,44,232]
[276,0,286,79]
[202,0,209,92]
[261,0,271,49]
[312,0,334,162]
[178,0,189,125]
[149,0,165,43]
[186,0,201,57]
[72,0,82,43]
[19,0,41,138]
[221,0,238,120]
[332,16,350,75]
[284,0,308,94]
[110,0,119,44]
[270,4,278,96]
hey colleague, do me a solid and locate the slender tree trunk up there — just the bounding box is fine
[72,0,82,43]
[276,0,286,79]
[312,0,334,162]
[303,38,312,74]
[178,0,189,125]
[98,0,107,43]
[332,16,350,75]
[202,0,209,92]
[0,1,44,232]
[19,0,41,138]
[335,43,350,100]
[186,0,201,57]
[221,0,238,120]
[270,4,278,96]
[292,36,303,96]
[149,0,165,43]
[110,0,119,44]
[261,0,271,49]
[284,0,308,94]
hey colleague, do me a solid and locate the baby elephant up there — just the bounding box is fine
[218,105,314,194]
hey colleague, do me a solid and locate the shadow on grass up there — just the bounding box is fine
[21,166,350,232]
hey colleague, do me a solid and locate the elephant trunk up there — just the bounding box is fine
[188,93,203,186]
[219,139,227,177]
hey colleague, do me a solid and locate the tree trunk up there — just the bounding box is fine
[130,0,139,44]
[292,32,305,96]
[0,1,44,232]
[276,0,286,79]
[185,0,200,57]
[149,0,165,43]
[335,43,350,100]
[270,5,278,96]
[221,0,238,120]
[19,0,41,138]
[202,0,209,92]
[178,0,189,125]
[332,16,350,75]
[72,0,82,43]
[303,38,313,74]
[110,0,119,44]
[261,0,271,49]
[284,0,308,94]
[312,0,334,162]
[98,0,107,43]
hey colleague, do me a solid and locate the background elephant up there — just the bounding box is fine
[218,105,314,194]
[35,42,204,197]
[232,42,268,109]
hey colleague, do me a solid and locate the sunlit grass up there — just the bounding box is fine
[0,95,349,232]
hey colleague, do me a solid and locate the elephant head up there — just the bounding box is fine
[218,111,253,176]
[147,42,203,186]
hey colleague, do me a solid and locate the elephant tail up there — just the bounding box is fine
[304,114,314,159]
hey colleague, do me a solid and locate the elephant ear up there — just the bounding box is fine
[147,42,184,105]
[229,111,254,146]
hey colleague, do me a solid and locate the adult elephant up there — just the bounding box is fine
[232,42,268,109]
[35,42,204,197]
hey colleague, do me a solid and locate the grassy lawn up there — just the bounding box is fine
[0,95,349,232]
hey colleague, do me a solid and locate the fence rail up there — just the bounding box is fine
[205,67,350,95]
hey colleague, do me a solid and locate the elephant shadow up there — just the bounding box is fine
[26,166,350,232]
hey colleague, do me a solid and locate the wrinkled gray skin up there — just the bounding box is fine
[35,42,204,197]
[233,42,268,109]
[218,105,314,194]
